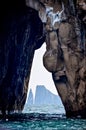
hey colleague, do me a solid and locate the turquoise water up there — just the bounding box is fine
[0,105,86,130]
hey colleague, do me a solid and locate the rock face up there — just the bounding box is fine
[42,0,86,118]
[0,0,86,118]
[27,85,63,106]
[0,0,45,115]
[27,89,33,105]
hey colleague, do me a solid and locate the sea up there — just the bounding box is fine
[0,105,86,130]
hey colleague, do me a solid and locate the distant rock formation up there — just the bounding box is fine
[27,85,63,106]
[27,89,34,105]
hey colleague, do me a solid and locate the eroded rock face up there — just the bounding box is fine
[0,1,45,115]
[0,0,86,118]
[40,0,86,118]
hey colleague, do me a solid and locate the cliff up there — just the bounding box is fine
[27,85,63,106]
[0,1,45,116]
[0,0,86,118]
[27,89,34,105]
[35,85,61,105]
[41,0,86,118]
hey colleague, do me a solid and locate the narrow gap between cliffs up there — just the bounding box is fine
[23,43,65,114]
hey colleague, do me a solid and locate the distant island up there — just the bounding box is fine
[27,85,63,106]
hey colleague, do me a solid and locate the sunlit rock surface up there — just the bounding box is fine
[41,0,86,118]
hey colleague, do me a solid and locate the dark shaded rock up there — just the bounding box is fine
[0,3,45,115]
[66,108,86,118]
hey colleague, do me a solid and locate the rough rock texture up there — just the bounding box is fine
[0,0,86,118]
[40,0,86,118]
[0,0,45,115]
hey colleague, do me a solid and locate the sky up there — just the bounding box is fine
[27,43,58,99]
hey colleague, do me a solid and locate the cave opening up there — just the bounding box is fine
[23,43,65,114]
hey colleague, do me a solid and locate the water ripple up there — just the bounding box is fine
[0,113,86,130]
